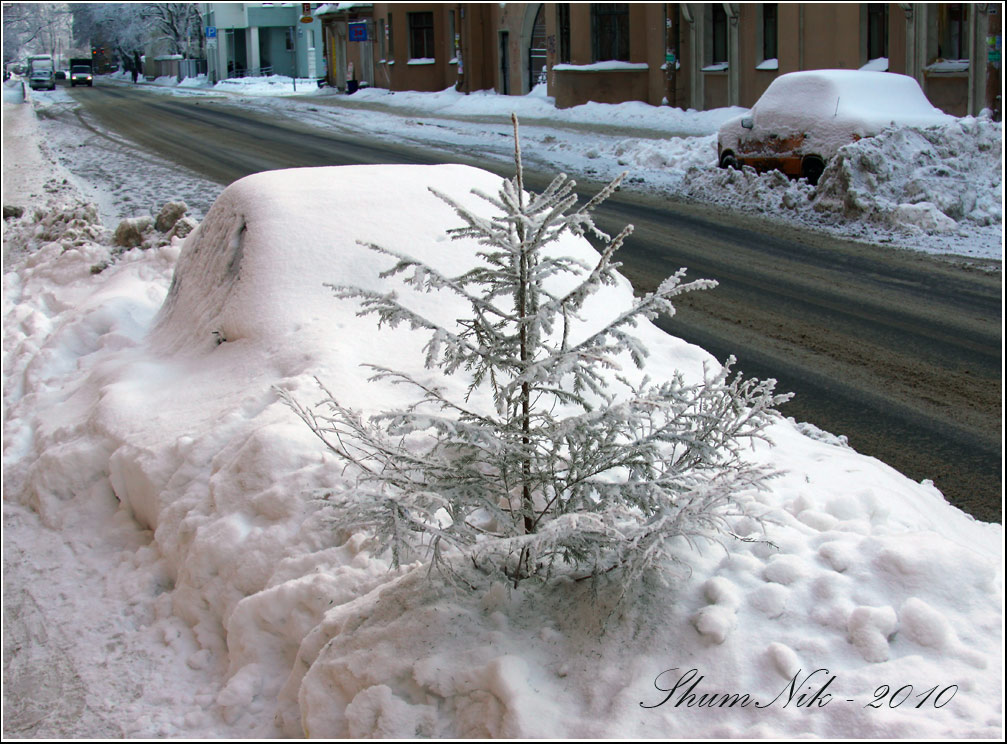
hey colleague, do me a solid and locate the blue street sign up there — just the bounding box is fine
[348,22,367,42]
[206,26,217,39]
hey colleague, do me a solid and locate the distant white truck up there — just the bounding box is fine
[28,55,56,91]
[70,58,94,87]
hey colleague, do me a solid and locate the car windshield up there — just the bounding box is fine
[756,75,837,121]
[72,66,90,73]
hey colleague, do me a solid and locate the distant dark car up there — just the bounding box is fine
[717,70,951,185]
[55,70,66,80]
[70,65,94,87]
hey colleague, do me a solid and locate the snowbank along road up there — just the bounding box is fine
[43,81,1004,522]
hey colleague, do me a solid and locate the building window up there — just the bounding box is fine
[285,27,294,52]
[557,3,571,63]
[591,4,629,62]
[866,3,888,60]
[762,4,778,62]
[408,11,434,59]
[388,13,394,57]
[937,3,967,60]
[708,4,727,66]
[378,19,386,60]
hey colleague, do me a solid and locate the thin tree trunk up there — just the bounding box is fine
[510,115,535,537]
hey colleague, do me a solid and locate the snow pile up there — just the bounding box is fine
[148,74,211,89]
[682,114,1002,248]
[214,74,327,96]
[291,468,1002,738]
[349,84,745,136]
[813,115,1003,233]
[682,161,815,216]
[2,199,109,267]
[2,196,244,737]
[104,71,324,97]
[541,132,717,183]
[4,162,1002,737]
[3,78,26,104]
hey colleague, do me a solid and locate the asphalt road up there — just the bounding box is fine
[64,83,1002,522]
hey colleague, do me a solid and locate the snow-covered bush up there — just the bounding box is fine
[283,117,789,586]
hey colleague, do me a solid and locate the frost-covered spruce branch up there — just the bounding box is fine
[285,114,790,585]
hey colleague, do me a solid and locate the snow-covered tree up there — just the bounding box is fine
[70,3,203,65]
[70,3,147,63]
[4,3,73,63]
[284,116,789,586]
[139,3,204,59]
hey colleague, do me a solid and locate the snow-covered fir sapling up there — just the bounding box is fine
[282,115,790,586]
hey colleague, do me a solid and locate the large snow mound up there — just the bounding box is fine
[813,115,1003,232]
[4,165,1002,738]
[683,115,1001,253]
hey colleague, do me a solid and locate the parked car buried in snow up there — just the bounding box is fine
[717,70,951,186]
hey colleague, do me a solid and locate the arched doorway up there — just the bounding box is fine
[527,4,547,91]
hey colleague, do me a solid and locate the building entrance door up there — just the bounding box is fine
[501,30,511,94]
[528,5,547,91]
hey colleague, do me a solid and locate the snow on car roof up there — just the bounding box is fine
[756,69,951,130]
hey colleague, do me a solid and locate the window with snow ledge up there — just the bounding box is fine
[407,58,435,66]
[925,59,969,73]
[702,62,728,72]
[706,3,728,68]
[760,4,778,63]
[448,57,458,65]
[755,58,778,71]
[866,3,889,61]
[408,11,434,60]
[591,3,629,63]
[552,61,648,72]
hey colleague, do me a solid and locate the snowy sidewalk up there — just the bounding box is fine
[2,88,80,263]
[2,93,49,213]
[3,93,246,739]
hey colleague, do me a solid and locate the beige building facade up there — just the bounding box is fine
[316,3,1002,119]
[676,2,1000,117]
